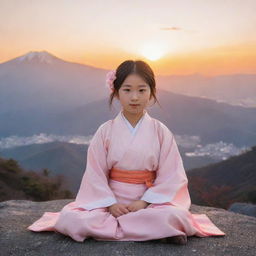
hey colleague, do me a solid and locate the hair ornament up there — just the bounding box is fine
[105,70,116,92]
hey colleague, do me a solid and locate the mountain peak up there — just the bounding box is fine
[12,50,61,64]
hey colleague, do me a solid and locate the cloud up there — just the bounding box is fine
[159,26,197,33]
[160,26,182,31]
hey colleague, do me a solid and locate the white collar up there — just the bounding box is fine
[121,111,146,135]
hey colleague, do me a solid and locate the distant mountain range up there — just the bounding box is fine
[1,141,255,209]
[0,140,215,194]
[157,73,256,108]
[0,141,86,194]
[0,139,253,195]
[187,145,256,209]
[1,50,256,197]
[54,89,255,147]
[1,51,255,110]
[0,51,256,148]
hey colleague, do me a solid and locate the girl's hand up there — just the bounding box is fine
[127,200,150,212]
[108,203,130,218]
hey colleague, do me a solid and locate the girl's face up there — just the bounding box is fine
[116,73,152,115]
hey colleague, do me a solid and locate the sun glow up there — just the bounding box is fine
[140,43,167,61]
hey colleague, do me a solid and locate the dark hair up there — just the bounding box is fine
[108,60,161,110]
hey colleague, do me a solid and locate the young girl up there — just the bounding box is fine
[27,60,226,245]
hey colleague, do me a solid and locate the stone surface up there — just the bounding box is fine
[228,202,256,217]
[0,199,255,256]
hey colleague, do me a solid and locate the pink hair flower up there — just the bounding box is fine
[105,70,116,92]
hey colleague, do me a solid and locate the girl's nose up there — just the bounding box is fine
[131,92,139,99]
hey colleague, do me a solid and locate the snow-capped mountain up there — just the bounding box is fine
[0,50,110,113]
[0,50,111,137]
[9,51,62,64]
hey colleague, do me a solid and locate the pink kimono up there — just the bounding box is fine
[27,109,226,242]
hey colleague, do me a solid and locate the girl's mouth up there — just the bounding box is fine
[130,104,140,107]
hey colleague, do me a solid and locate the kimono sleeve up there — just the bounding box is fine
[75,123,117,210]
[140,122,191,210]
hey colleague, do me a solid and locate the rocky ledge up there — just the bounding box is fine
[0,199,255,256]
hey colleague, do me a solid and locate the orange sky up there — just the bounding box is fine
[1,0,256,76]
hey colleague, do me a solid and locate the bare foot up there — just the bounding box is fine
[161,235,188,245]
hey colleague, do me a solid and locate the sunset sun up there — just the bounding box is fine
[140,43,166,61]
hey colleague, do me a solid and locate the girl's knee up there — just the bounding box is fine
[168,206,190,218]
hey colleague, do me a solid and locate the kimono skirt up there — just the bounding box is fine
[27,167,226,242]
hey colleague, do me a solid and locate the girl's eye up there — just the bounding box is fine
[123,89,146,92]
